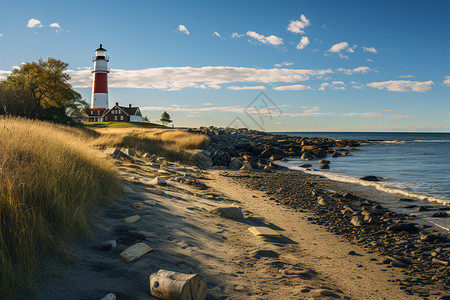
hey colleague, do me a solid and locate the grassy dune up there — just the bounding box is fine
[91,127,210,163]
[0,117,121,298]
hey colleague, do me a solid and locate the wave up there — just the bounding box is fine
[286,165,450,206]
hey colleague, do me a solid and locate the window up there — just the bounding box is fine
[90,111,93,115]
[97,110,101,115]
[120,116,123,121]
[104,116,108,121]
[114,116,117,121]
[118,109,121,114]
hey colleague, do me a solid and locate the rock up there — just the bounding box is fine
[209,206,244,219]
[150,177,167,186]
[299,163,312,168]
[360,175,380,181]
[319,164,329,170]
[260,148,276,158]
[311,148,327,158]
[387,222,419,233]
[351,216,363,227]
[420,233,447,243]
[269,162,280,169]
[243,154,258,162]
[228,157,243,169]
[119,242,152,263]
[157,156,166,162]
[100,293,116,300]
[319,160,330,165]
[104,148,122,159]
[317,196,328,206]
[248,226,281,238]
[416,206,430,212]
[122,148,136,157]
[189,149,213,169]
[121,215,141,224]
[131,201,152,210]
[240,162,253,172]
[270,154,285,161]
[431,212,449,218]
[301,152,315,161]
[301,145,318,152]
[348,250,357,255]
[331,151,340,158]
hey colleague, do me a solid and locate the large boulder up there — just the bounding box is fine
[360,175,380,181]
[228,157,244,169]
[311,148,327,158]
[240,162,253,171]
[189,149,213,169]
[301,152,315,161]
[209,206,244,219]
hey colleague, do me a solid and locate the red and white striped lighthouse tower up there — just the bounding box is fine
[91,44,110,108]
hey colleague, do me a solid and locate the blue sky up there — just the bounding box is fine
[1,0,449,131]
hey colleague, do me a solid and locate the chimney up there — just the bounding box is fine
[115,102,118,106]
[129,104,132,108]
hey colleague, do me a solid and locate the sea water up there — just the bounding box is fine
[271,132,450,232]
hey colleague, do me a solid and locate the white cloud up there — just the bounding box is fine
[213,31,224,39]
[287,14,311,34]
[274,62,293,67]
[0,70,10,80]
[228,85,266,90]
[247,31,283,46]
[328,42,349,53]
[367,80,434,92]
[273,84,311,91]
[296,36,310,50]
[332,81,345,85]
[336,66,371,75]
[177,24,190,35]
[333,86,346,90]
[27,18,43,28]
[203,103,212,106]
[231,32,244,38]
[442,76,450,86]
[398,75,414,78]
[0,33,3,37]
[318,82,329,91]
[50,23,62,32]
[66,66,333,91]
[328,42,356,59]
[363,46,377,54]
[367,59,374,62]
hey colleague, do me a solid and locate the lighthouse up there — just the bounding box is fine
[91,44,110,108]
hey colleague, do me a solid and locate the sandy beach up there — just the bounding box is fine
[29,151,448,299]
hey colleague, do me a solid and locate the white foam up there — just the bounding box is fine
[286,164,450,206]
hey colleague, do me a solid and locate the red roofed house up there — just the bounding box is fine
[85,102,143,122]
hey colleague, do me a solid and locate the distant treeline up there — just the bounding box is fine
[0,58,88,124]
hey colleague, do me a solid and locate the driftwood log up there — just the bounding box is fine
[149,269,207,300]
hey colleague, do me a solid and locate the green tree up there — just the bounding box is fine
[0,58,85,123]
[160,111,172,126]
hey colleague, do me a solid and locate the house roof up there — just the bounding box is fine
[118,106,140,115]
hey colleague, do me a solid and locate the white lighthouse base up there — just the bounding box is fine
[91,93,109,109]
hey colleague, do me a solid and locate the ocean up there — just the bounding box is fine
[271,132,450,232]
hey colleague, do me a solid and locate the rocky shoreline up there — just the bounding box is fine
[188,127,449,298]
[188,126,366,170]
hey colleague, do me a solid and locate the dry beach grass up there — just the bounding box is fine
[0,117,121,298]
[90,127,210,163]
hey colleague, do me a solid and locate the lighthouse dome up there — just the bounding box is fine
[95,44,108,60]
